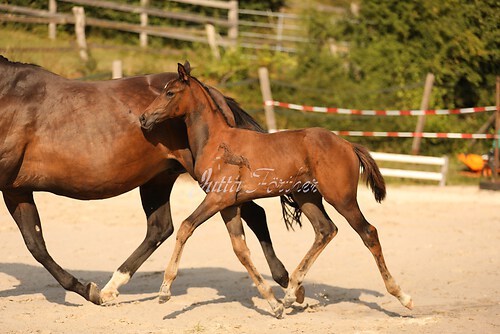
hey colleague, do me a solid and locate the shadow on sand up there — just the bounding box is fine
[0,262,402,318]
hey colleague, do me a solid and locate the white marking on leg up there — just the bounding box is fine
[101,271,130,303]
[35,225,41,232]
[104,271,130,290]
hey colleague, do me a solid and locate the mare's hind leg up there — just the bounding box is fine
[221,206,283,318]
[241,201,289,288]
[283,192,338,308]
[3,190,101,304]
[100,172,178,303]
[327,194,413,309]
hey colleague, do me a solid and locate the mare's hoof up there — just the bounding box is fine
[295,285,305,304]
[272,269,289,289]
[87,282,102,305]
[100,289,119,304]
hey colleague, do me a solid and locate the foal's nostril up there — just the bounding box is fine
[139,114,147,126]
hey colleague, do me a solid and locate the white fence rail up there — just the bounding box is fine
[370,152,449,186]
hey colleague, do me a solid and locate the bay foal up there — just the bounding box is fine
[140,63,413,318]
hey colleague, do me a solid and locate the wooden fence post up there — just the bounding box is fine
[258,67,277,132]
[493,76,500,182]
[205,24,221,60]
[112,60,123,79]
[140,0,148,48]
[480,76,500,190]
[227,0,238,46]
[411,73,435,155]
[276,13,284,52]
[48,0,57,39]
[72,6,89,62]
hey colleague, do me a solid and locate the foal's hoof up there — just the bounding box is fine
[158,293,171,304]
[87,282,102,305]
[272,304,285,319]
[283,291,296,309]
[295,285,305,304]
[399,293,414,310]
[158,283,172,304]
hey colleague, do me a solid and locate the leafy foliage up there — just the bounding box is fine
[2,0,498,157]
[265,0,499,155]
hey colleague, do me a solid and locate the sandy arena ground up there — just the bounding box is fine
[1,176,499,333]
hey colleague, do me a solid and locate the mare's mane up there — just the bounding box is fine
[0,55,41,68]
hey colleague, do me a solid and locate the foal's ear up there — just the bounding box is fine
[178,63,190,83]
[183,60,191,74]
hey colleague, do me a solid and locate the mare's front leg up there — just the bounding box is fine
[3,190,101,304]
[100,172,178,303]
[158,193,224,303]
[241,201,289,288]
[221,206,284,318]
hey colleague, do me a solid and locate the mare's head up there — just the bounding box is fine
[140,61,202,131]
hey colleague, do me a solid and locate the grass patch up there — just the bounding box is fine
[1,26,494,186]
[0,27,206,79]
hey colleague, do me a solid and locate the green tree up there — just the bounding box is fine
[288,0,499,155]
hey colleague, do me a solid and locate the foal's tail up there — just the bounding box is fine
[352,143,386,203]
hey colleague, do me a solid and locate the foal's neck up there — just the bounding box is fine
[185,84,231,161]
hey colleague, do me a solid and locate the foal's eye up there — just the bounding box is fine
[166,91,175,98]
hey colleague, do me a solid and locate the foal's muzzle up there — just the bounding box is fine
[139,113,156,131]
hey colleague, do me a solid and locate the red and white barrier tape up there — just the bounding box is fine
[272,129,495,139]
[265,100,497,116]
[332,131,495,139]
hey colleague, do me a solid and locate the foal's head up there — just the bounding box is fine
[140,61,203,131]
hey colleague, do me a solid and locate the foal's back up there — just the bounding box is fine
[206,126,361,199]
[220,126,357,170]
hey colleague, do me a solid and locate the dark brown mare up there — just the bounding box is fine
[140,63,413,318]
[0,56,293,305]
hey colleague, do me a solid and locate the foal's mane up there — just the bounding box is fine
[189,75,266,133]
[183,64,302,229]
[189,75,234,128]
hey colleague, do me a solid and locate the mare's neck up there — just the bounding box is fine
[185,85,231,161]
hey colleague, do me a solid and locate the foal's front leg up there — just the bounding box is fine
[220,206,284,318]
[158,193,223,303]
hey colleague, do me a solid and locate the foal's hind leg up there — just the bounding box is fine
[283,192,338,308]
[101,172,178,303]
[329,197,413,309]
[221,206,283,318]
[3,190,101,304]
